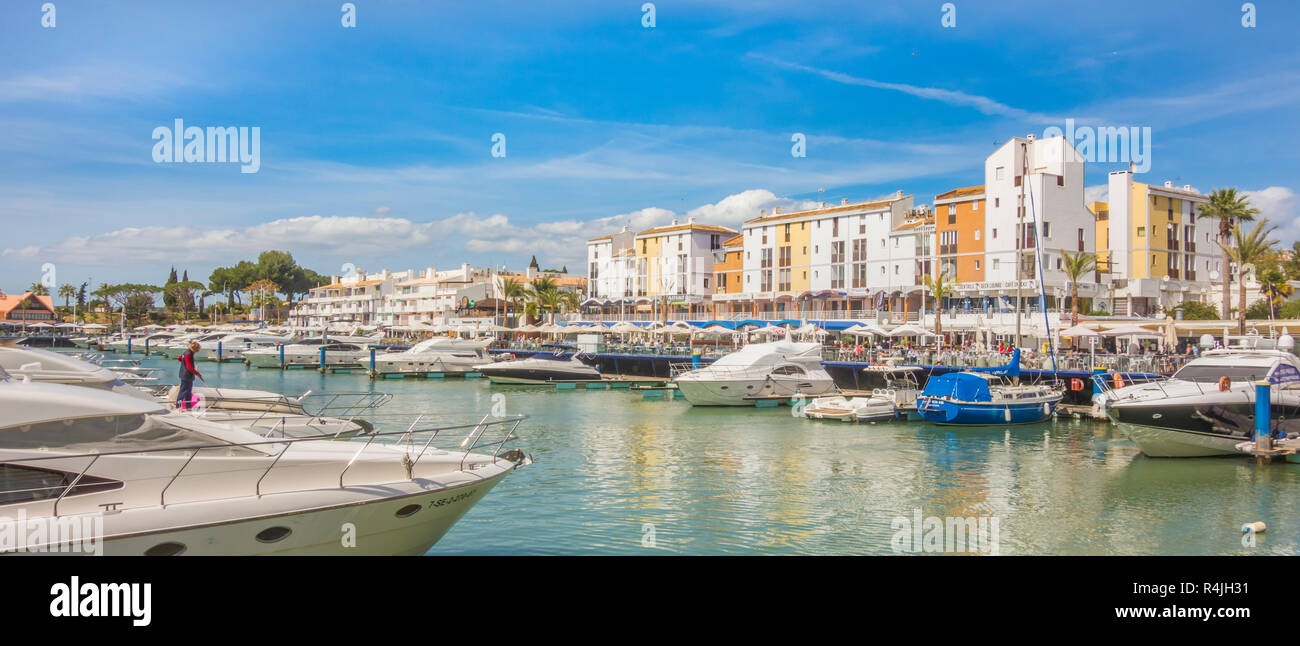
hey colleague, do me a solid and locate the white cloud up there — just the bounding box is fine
[4,189,820,269]
[1244,186,1300,242]
[749,53,1059,124]
[1084,184,1109,205]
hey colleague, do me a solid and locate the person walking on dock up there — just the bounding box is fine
[176,341,204,410]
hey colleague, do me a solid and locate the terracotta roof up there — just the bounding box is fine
[743,196,904,226]
[1148,184,1210,200]
[720,234,743,247]
[312,278,386,290]
[893,217,935,231]
[587,234,613,242]
[0,291,57,319]
[935,185,985,200]
[636,223,737,238]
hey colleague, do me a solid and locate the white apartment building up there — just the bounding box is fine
[974,135,1100,310]
[730,193,920,316]
[290,268,414,328]
[586,226,637,301]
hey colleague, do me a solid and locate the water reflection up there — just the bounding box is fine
[125,355,1300,555]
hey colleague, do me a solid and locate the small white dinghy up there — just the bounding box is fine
[802,395,898,423]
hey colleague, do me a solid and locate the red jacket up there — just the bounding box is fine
[178,350,202,379]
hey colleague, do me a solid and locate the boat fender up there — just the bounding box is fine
[1242,521,1266,534]
[1218,375,1231,392]
[1113,374,1124,388]
[1070,378,1084,391]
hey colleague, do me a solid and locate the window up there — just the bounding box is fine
[947,207,956,225]
[992,228,998,239]
[975,260,981,270]
[992,259,1000,270]
[0,464,122,505]
[1137,227,1146,238]
[1042,222,1051,238]
[995,198,1000,208]
[974,230,981,241]
[973,201,980,211]
[1056,175,1064,186]
[996,167,1006,180]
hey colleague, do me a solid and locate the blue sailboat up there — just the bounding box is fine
[916,349,1063,425]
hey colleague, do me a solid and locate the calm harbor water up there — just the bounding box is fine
[125,354,1300,555]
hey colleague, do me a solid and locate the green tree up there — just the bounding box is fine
[165,281,204,320]
[1178,301,1220,320]
[57,283,76,312]
[163,266,178,309]
[28,282,49,295]
[922,272,954,343]
[1197,188,1259,322]
[1218,219,1278,333]
[1059,250,1097,325]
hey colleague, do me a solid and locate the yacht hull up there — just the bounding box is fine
[675,377,836,406]
[917,396,1060,425]
[480,369,600,384]
[1113,422,1244,457]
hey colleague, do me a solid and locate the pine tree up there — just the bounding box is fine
[529,256,539,269]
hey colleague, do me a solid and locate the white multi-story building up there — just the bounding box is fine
[290,268,414,328]
[586,226,637,301]
[973,134,1100,311]
[730,193,920,316]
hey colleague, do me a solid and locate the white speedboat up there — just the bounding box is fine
[1098,346,1300,457]
[672,341,837,406]
[194,333,294,362]
[372,338,494,375]
[106,332,178,354]
[245,337,375,369]
[0,372,530,555]
[801,394,898,422]
[474,346,599,384]
[155,332,227,359]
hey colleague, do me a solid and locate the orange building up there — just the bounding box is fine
[711,234,744,315]
[933,185,986,283]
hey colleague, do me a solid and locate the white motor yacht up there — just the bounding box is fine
[194,333,294,362]
[0,346,151,399]
[106,332,178,354]
[672,341,837,406]
[372,338,494,375]
[0,371,530,555]
[474,345,599,384]
[1097,344,1300,457]
[245,337,377,369]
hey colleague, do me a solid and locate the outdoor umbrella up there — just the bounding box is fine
[887,323,936,337]
[1058,324,1099,338]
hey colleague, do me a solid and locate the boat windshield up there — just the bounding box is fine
[1172,364,1272,383]
[0,413,266,455]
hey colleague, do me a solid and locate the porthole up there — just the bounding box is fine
[144,542,187,556]
[396,503,422,518]
[255,526,292,543]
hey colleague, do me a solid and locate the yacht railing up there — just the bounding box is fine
[3,413,528,516]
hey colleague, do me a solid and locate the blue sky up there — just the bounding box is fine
[3,0,1299,294]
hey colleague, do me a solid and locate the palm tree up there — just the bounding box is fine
[502,280,528,323]
[28,282,49,296]
[1197,188,1259,320]
[921,272,954,346]
[1257,264,1293,320]
[57,283,76,312]
[1059,250,1097,326]
[1218,219,1278,333]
